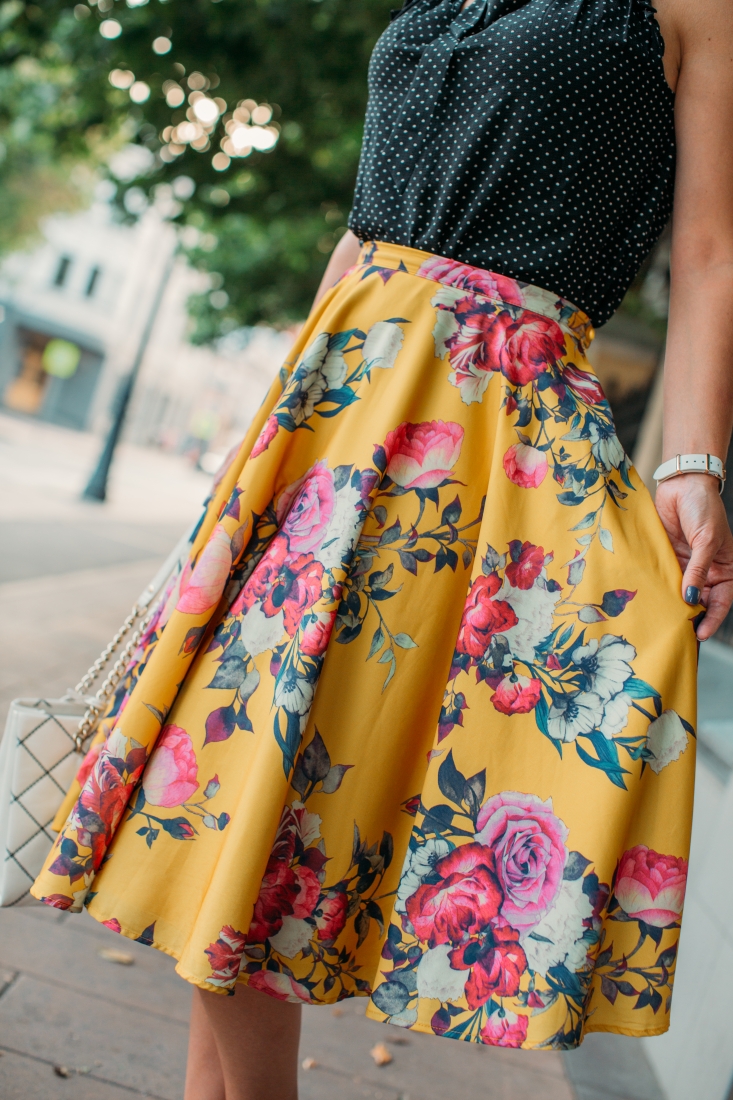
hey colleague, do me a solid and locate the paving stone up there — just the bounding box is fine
[0,972,188,1099]
[0,908,191,1024]
[563,1032,666,1100]
[0,1048,159,1100]
[299,1000,574,1100]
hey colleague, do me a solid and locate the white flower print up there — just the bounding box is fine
[587,420,625,471]
[646,710,689,774]
[599,691,632,739]
[416,944,469,1002]
[502,582,562,663]
[268,916,313,958]
[395,838,453,913]
[430,287,463,357]
[548,692,604,743]
[315,480,365,572]
[240,604,286,657]
[362,320,405,369]
[273,667,316,716]
[572,635,636,701]
[522,877,593,977]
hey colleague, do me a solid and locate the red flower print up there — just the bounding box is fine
[247,862,299,943]
[177,524,232,615]
[250,414,279,458]
[505,541,545,590]
[301,613,334,657]
[406,843,504,948]
[42,893,75,910]
[205,925,247,986]
[480,1009,529,1048]
[142,725,199,808]
[248,970,313,1003]
[102,918,122,933]
[237,534,325,636]
[614,845,688,928]
[74,741,102,789]
[455,573,518,659]
[562,363,606,407]
[448,301,516,380]
[502,442,548,489]
[315,890,349,941]
[449,925,528,1008]
[292,864,321,919]
[384,420,464,490]
[503,315,566,386]
[491,674,542,715]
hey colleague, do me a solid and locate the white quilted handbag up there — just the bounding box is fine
[0,526,194,907]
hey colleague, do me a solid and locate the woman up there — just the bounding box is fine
[33,0,733,1095]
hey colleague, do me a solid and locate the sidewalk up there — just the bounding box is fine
[0,413,668,1100]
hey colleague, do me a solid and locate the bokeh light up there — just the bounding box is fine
[129,81,151,104]
[152,36,171,54]
[192,97,218,124]
[99,18,122,38]
[109,68,135,89]
[212,152,230,171]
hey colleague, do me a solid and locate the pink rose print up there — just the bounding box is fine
[248,970,313,1003]
[505,541,545,590]
[502,442,548,489]
[384,419,464,490]
[237,534,324,637]
[455,573,518,659]
[250,414,279,459]
[315,891,349,941]
[474,792,568,932]
[301,613,334,657]
[142,725,199,808]
[562,363,606,407]
[503,314,566,386]
[449,924,528,1008]
[480,1009,529,1048]
[177,524,232,615]
[417,255,524,306]
[614,845,688,928]
[102,918,122,933]
[204,925,247,986]
[491,674,542,715]
[406,843,503,948]
[276,460,336,554]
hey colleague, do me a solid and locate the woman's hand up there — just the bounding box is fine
[655,474,733,640]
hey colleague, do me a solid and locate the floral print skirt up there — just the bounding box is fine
[32,242,698,1050]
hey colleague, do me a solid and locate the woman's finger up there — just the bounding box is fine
[681,534,717,606]
[695,579,733,640]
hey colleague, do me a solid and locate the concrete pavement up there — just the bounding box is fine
[0,411,669,1099]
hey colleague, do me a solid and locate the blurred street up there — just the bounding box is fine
[0,411,683,1100]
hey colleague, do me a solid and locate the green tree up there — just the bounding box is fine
[1,0,393,332]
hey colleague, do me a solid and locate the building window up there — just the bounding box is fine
[53,255,72,287]
[85,266,102,297]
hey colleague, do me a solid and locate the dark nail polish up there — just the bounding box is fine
[685,586,701,605]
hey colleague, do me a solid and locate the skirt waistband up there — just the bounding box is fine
[357,241,595,350]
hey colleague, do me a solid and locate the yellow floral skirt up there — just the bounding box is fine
[32,242,698,1050]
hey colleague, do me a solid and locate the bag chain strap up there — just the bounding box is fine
[72,602,155,754]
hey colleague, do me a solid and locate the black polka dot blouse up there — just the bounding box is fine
[348,0,675,327]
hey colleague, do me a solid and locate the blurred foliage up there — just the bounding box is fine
[0,0,393,334]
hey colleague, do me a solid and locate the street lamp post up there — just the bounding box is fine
[83,249,175,502]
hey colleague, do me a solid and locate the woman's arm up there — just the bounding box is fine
[311,230,363,309]
[651,0,733,640]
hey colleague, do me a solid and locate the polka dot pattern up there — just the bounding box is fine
[348,0,675,327]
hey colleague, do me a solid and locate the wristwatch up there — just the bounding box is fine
[653,453,726,494]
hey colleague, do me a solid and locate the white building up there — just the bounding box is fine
[0,194,291,464]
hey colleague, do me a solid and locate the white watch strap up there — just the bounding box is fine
[653,453,726,486]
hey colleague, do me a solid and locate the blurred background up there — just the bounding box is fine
[0,1,732,1098]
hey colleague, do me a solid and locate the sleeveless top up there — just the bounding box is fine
[347,0,675,327]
